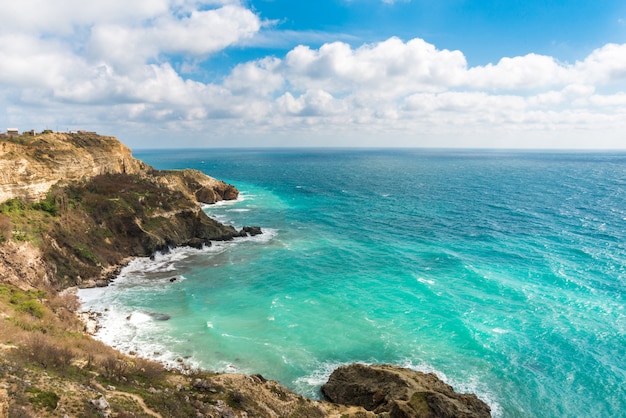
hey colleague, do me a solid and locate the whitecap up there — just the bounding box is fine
[241,228,278,243]
[201,194,247,209]
[293,360,353,398]
[418,277,435,285]
[224,364,239,373]
[128,312,152,324]
[400,359,503,418]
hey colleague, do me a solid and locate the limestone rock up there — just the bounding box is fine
[0,241,53,289]
[1,132,244,288]
[322,364,491,418]
[0,387,8,418]
[0,133,147,203]
[90,396,110,414]
[156,168,239,204]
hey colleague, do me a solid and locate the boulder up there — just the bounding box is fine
[90,396,110,412]
[321,364,491,418]
[242,226,262,236]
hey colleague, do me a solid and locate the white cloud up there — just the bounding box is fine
[88,4,260,71]
[465,54,569,90]
[224,57,284,96]
[0,0,170,35]
[574,43,626,84]
[284,37,467,94]
[277,89,345,116]
[1,0,625,150]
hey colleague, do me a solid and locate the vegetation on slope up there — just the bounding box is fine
[0,135,336,417]
[0,283,332,417]
[1,172,243,289]
[0,178,335,417]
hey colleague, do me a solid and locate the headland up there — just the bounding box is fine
[0,131,490,417]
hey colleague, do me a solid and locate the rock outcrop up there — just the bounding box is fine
[0,241,54,290]
[0,132,254,289]
[156,168,239,204]
[322,364,491,418]
[0,132,147,203]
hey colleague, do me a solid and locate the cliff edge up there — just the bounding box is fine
[0,132,491,417]
[0,132,146,203]
[0,132,247,289]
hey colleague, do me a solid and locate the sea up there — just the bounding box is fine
[78,149,626,417]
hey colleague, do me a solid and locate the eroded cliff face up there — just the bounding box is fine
[0,132,246,289]
[0,133,147,203]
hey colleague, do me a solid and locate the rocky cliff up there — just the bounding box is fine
[0,133,252,289]
[0,133,147,203]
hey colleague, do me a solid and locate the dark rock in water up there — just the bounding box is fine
[169,277,177,282]
[148,312,171,321]
[186,237,206,249]
[321,364,491,418]
[242,226,262,236]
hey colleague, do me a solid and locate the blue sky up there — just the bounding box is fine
[246,0,623,64]
[1,0,626,148]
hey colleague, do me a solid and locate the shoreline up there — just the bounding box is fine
[1,135,494,416]
[74,232,277,372]
[74,239,498,415]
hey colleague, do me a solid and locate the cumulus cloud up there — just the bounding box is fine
[284,37,467,94]
[0,1,262,103]
[1,1,625,149]
[87,5,260,71]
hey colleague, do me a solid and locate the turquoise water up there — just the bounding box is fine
[79,149,626,417]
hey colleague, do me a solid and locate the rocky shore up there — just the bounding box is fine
[323,364,491,418]
[0,132,491,417]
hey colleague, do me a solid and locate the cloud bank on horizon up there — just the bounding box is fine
[1,0,626,148]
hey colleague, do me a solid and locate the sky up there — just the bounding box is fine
[1,0,626,149]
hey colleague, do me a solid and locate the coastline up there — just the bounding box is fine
[1,135,493,416]
[75,227,279,371]
[74,231,495,416]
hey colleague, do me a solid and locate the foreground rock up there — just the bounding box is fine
[322,364,491,418]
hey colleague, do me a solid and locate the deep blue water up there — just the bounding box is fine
[79,149,626,417]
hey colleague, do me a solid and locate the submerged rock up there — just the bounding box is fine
[148,312,171,321]
[322,364,491,418]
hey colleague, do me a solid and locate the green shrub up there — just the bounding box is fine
[32,199,58,216]
[17,299,45,318]
[72,243,99,264]
[0,198,26,214]
[9,289,47,318]
[27,387,60,411]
